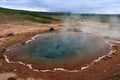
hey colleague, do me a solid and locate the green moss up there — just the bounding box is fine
[0,7,61,22]
[2,34,25,47]
[112,76,120,80]
[24,16,51,23]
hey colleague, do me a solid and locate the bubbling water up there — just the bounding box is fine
[8,32,109,59]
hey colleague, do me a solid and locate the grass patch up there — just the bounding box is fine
[24,16,51,23]
[112,76,120,80]
[1,34,25,47]
[0,7,61,22]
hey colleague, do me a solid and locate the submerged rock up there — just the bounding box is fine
[73,28,82,32]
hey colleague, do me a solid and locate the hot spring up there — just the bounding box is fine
[5,32,111,70]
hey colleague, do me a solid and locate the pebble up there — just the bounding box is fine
[103,57,107,61]
[104,70,107,73]
[106,56,112,59]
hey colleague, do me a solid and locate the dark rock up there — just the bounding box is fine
[6,32,14,36]
[0,48,6,53]
[106,55,112,59]
[94,62,100,64]
[73,28,82,32]
[103,57,107,61]
[7,77,16,80]
[112,52,118,56]
[112,45,118,50]
[0,54,4,58]
[0,35,3,38]
[49,27,54,31]
[21,42,26,45]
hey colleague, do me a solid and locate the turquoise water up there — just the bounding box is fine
[19,32,108,60]
[4,32,111,69]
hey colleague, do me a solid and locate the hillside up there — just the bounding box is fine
[0,7,62,25]
[0,7,120,25]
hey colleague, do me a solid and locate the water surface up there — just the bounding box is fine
[5,32,110,70]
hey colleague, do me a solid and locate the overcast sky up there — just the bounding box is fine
[0,0,120,14]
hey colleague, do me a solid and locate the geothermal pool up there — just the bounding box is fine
[5,32,111,70]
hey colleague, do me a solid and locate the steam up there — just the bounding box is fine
[61,15,120,41]
[61,15,81,32]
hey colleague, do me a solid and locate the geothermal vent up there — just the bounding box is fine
[5,32,110,70]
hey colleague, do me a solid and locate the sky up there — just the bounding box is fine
[0,0,120,14]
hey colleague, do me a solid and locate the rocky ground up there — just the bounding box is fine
[0,22,120,80]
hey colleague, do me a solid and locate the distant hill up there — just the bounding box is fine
[0,7,63,25]
[0,7,120,25]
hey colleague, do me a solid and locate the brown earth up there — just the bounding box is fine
[0,42,120,80]
[0,23,120,80]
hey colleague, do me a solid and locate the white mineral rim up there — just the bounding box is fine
[3,33,119,73]
[26,34,40,44]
